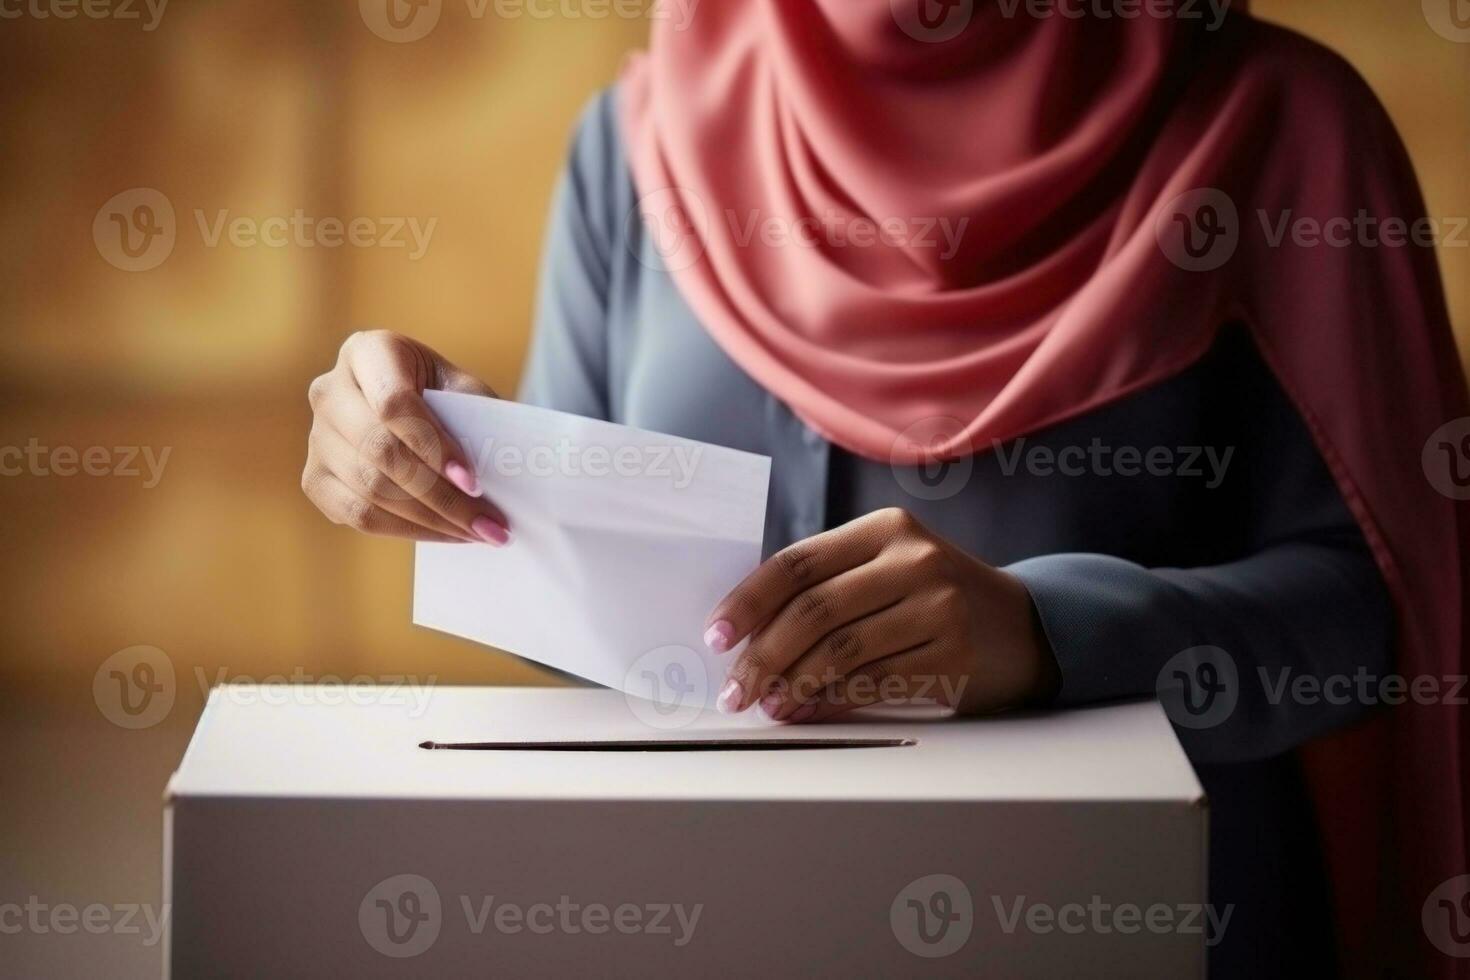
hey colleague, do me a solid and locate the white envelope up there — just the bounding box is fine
[413,391,771,707]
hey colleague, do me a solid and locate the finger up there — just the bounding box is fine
[342,331,485,496]
[324,380,511,545]
[435,358,498,398]
[720,562,904,713]
[310,423,476,543]
[759,596,937,721]
[301,467,465,543]
[704,509,899,654]
[791,644,939,724]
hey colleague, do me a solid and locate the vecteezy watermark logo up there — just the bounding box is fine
[194,668,439,717]
[890,874,973,958]
[991,894,1232,946]
[1257,667,1468,708]
[93,645,175,729]
[623,645,710,730]
[0,439,172,487]
[1156,645,1238,730]
[359,0,700,41]
[1424,874,1470,957]
[1255,210,1468,251]
[992,438,1234,487]
[93,188,176,272]
[627,186,707,272]
[458,435,704,489]
[94,188,437,272]
[192,209,436,258]
[0,0,169,30]
[628,191,970,269]
[890,416,975,502]
[460,894,702,943]
[0,898,170,946]
[1164,201,1467,259]
[726,209,970,260]
[1423,417,1470,500]
[360,0,443,42]
[361,878,703,952]
[1155,187,1239,272]
[1423,0,1470,43]
[352,416,447,505]
[360,874,443,958]
[993,0,1233,30]
[891,0,973,42]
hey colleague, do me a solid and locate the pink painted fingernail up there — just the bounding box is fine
[716,679,743,714]
[444,460,482,497]
[758,692,783,720]
[703,620,735,653]
[790,702,817,723]
[471,515,510,546]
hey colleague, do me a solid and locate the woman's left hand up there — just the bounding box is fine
[703,507,1059,722]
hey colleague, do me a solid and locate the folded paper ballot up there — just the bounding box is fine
[413,392,772,706]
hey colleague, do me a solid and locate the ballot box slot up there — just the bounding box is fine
[417,737,917,751]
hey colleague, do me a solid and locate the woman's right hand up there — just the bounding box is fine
[301,330,511,546]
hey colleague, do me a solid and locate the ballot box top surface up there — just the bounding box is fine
[166,687,1203,804]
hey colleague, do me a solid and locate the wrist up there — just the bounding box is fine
[956,568,1061,714]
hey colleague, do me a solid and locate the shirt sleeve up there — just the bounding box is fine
[1006,335,1395,765]
[516,90,620,421]
[508,92,623,689]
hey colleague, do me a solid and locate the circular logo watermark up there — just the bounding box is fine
[359,0,442,42]
[353,416,448,503]
[890,0,974,43]
[1155,187,1239,272]
[93,188,176,272]
[93,645,176,729]
[1423,0,1470,43]
[890,416,974,502]
[626,186,707,272]
[890,873,973,958]
[1156,645,1238,730]
[1423,873,1470,958]
[623,644,710,730]
[359,873,442,958]
[1423,417,1470,500]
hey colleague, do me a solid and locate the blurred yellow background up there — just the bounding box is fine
[0,3,1465,977]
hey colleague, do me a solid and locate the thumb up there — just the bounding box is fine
[432,356,497,399]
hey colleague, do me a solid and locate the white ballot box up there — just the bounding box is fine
[164,687,1208,979]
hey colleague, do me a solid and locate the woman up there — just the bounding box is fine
[301,3,1467,977]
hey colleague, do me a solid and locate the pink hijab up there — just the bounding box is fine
[619,2,1467,976]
